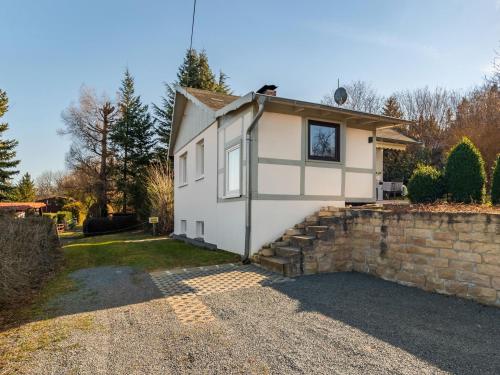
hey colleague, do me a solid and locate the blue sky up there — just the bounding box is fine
[1,0,499,179]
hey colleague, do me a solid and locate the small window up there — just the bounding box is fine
[225,144,241,196]
[179,152,187,185]
[196,221,204,238]
[180,220,187,234]
[308,120,340,162]
[196,139,204,179]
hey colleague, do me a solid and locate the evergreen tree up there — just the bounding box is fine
[0,89,20,201]
[382,95,403,118]
[112,69,156,216]
[153,49,231,161]
[15,172,36,201]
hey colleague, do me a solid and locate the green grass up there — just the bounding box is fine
[62,231,240,272]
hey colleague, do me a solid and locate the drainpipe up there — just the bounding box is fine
[243,95,266,263]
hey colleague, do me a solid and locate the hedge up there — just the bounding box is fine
[83,214,139,236]
[491,154,500,205]
[445,137,486,203]
[0,216,61,307]
[408,164,444,203]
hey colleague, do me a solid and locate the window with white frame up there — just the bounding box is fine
[179,152,187,186]
[196,139,204,179]
[225,144,241,196]
[196,221,204,238]
[180,220,187,234]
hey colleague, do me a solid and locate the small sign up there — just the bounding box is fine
[149,217,159,224]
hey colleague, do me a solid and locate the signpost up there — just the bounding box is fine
[149,217,159,236]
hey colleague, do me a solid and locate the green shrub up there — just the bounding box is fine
[491,154,500,205]
[62,201,85,224]
[56,210,73,225]
[42,212,57,223]
[444,137,486,203]
[83,214,138,236]
[408,164,444,203]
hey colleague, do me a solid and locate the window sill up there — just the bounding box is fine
[223,192,241,199]
[195,175,205,182]
[178,183,188,188]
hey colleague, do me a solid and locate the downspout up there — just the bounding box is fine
[243,95,266,263]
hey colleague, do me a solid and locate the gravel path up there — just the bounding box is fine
[22,267,500,375]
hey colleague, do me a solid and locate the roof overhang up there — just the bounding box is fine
[376,141,407,151]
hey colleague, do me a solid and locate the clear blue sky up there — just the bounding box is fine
[1,0,499,180]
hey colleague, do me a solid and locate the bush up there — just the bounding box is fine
[146,163,174,234]
[0,216,61,307]
[408,164,444,203]
[83,214,138,236]
[491,154,500,205]
[62,201,85,224]
[445,137,486,203]
[42,212,57,223]
[57,210,73,225]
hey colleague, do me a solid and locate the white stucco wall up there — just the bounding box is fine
[345,172,373,198]
[304,166,342,196]
[345,127,373,169]
[258,164,301,195]
[258,112,302,160]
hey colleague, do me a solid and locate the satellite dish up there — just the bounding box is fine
[334,87,348,105]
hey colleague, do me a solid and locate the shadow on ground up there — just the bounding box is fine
[268,272,500,374]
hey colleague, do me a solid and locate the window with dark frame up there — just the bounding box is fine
[308,120,340,162]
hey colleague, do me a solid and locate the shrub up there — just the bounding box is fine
[56,210,73,225]
[42,212,57,223]
[491,154,500,205]
[62,201,85,224]
[445,137,486,203]
[83,214,138,236]
[146,163,174,234]
[0,216,61,307]
[408,164,444,203]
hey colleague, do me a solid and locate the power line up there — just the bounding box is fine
[189,0,197,51]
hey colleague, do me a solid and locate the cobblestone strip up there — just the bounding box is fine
[150,264,292,324]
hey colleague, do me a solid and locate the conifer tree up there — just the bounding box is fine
[0,89,20,201]
[153,49,231,160]
[112,69,156,216]
[15,172,36,202]
[382,95,403,118]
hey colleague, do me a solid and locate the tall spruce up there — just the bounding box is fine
[15,172,36,202]
[0,89,20,201]
[152,49,231,161]
[112,69,156,216]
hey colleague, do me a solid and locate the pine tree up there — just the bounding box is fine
[112,69,156,216]
[152,49,231,161]
[15,172,36,202]
[382,95,403,118]
[0,89,20,201]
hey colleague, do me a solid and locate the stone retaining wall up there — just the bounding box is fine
[309,209,500,307]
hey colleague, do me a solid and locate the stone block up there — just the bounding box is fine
[407,237,427,247]
[470,242,500,254]
[414,220,441,230]
[303,261,318,275]
[438,268,456,280]
[376,267,398,281]
[407,246,439,257]
[453,241,471,251]
[440,249,481,263]
[429,257,449,268]
[456,270,491,287]
[411,254,430,265]
[449,260,476,272]
[468,286,497,304]
[395,271,426,286]
[476,263,500,277]
[352,261,367,273]
[401,262,434,275]
[492,277,500,290]
[425,277,445,292]
[459,232,492,242]
[334,260,353,272]
[443,280,468,296]
[426,239,454,249]
[453,222,471,232]
[433,231,457,241]
[405,228,433,239]
[483,254,500,265]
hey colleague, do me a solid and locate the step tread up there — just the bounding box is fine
[291,235,315,240]
[306,225,328,230]
[276,246,301,253]
[260,256,292,265]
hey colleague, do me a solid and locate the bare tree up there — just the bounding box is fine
[60,87,117,217]
[323,80,383,114]
[35,170,65,198]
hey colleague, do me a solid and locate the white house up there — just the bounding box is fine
[170,85,413,260]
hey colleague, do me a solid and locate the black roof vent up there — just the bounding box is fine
[256,84,278,96]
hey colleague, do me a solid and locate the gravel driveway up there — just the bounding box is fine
[22,266,500,375]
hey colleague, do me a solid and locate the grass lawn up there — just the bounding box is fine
[62,231,240,272]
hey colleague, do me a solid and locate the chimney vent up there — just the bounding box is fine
[256,84,278,96]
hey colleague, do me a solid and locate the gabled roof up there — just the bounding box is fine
[0,202,46,210]
[185,87,240,111]
[376,128,419,145]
